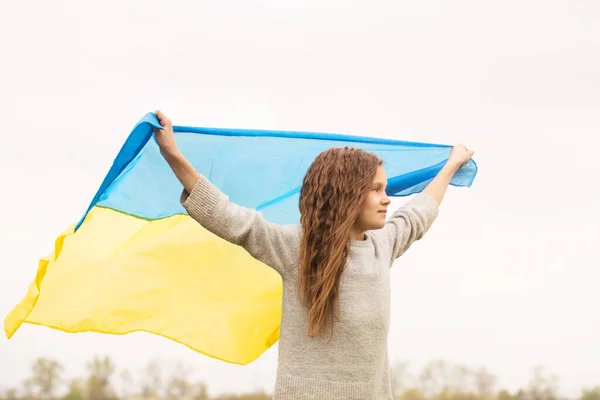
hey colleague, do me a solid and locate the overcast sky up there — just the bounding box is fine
[1,0,599,398]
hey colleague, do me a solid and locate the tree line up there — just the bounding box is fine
[1,356,599,400]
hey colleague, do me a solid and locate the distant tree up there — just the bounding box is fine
[25,357,64,400]
[419,359,451,397]
[497,389,519,400]
[190,382,209,400]
[447,364,472,394]
[398,387,426,400]
[516,389,528,400]
[138,360,163,399]
[85,355,117,400]
[418,359,479,398]
[166,362,192,399]
[21,378,34,400]
[473,366,496,400]
[526,366,559,400]
[390,361,414,397]
[2,388,18,400]
[581,386,600,400]
[61,379,85,400]
[119,370,134,399]
[212,393,271,400]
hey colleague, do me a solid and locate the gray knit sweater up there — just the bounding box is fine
[181,174,439,400]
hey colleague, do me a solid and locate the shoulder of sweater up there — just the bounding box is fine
[281,223,303,238]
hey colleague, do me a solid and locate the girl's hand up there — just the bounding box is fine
[447,144,474,170]
[153,110,179,157]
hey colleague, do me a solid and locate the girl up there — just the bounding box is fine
[153,110,474,400]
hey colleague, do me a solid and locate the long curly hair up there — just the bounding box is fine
[297,146,383,338]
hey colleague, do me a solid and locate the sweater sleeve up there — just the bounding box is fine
[375,192,439,262]
[180,174,300,277]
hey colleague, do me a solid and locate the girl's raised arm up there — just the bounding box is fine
[153,110,300,277]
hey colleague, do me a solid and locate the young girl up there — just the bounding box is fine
[153,110,474,400]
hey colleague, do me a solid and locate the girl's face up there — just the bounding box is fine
[353,165,391,233]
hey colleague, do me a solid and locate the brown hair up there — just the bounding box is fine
[297,147,383,338]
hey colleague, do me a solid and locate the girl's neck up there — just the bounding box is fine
[348,228,366,241]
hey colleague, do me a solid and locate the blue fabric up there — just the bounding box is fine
[76,112,477,229]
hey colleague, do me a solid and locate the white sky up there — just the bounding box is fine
[1,0,599,398]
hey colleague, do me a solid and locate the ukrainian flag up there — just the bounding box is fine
[4,113,477,365]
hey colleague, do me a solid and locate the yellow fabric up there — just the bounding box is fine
[4,206,283,365]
